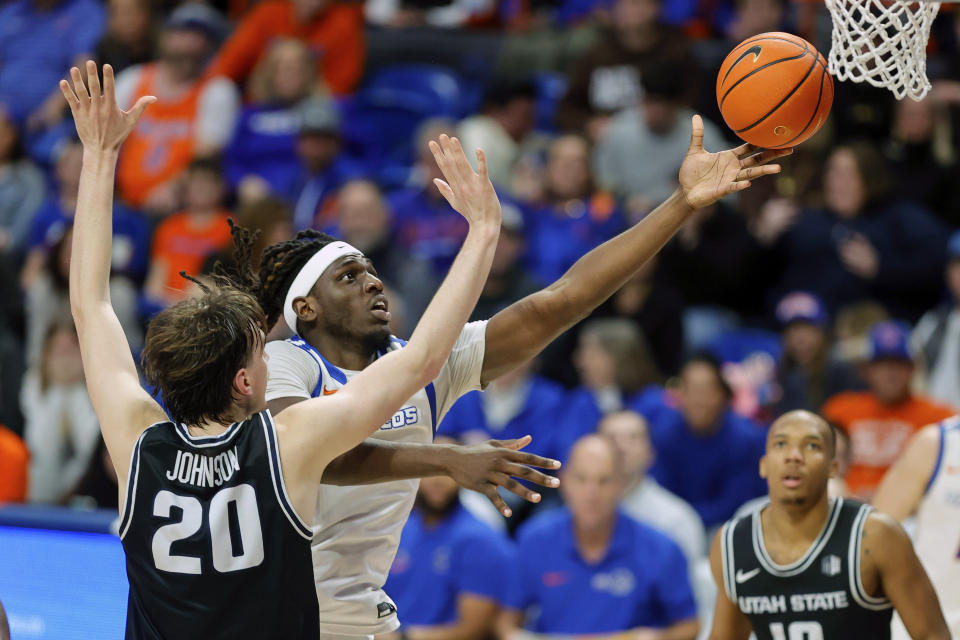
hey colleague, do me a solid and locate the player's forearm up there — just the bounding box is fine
[320,441,454,485]
[406,224,499,379]
[69,149,119,317]
[550,188,694,320]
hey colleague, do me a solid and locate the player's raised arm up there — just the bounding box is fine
[480,116,791,384]
[60,61,166,483]
[861,511,949,640]
[707,528,753,640]
[278,135,500,476]
[873,424,941,521]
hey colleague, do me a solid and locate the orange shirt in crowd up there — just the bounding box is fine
[0,425,28,503]
[210,0,364,96]
[823,392,955,498]
[117,65,215,208]
[151,210,232,298]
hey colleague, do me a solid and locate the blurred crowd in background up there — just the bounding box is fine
[2,0,960,634]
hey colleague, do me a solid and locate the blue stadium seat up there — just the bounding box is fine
[341,65,465,186]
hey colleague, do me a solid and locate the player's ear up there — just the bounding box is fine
[232,366,253,397]
[292,297,319,325]
[828,456,839,479]
[759,454,768,479]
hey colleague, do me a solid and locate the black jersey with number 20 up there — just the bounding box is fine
[119,410,319,639]
[720,498,893,640]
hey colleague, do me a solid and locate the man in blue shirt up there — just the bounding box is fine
[0,0,105,125]
[383,437,515,639]
[505,434,699,639]
[648,353,766,530]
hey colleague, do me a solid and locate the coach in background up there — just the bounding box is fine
[913,230,960,407]
[505,434,698,640]
[381,437,514,640]
[823,320,955,500]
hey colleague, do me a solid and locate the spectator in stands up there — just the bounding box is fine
[207,197,294,277]
[439,359,568,465]
[766,142,948,322]
[22,321,100,504]
[914,231,960,407]
[469,203,541,321]
[0,424,28,503]
[65,437,118,509]
[505,434,698,639]
[458,79,539,193]
[23,139,150,285]
[594,63,726,214]
[823,320,955,500]
[95,0,158,74]
[574,256,684,376]
[775,291,864,415]
[281,96,362,230]
[383,435,514,639]
[598,410,705,560]
[555,0,691,140]
[211,0,364,96]
[115,3,238,213]
[0,105,45,256]
[331,179,437,336]
[522,134,624,284]
[883,92,959,227]
[364,0,496,27]
[553,318,662,461]
[656,199,772,348]
[389,118,469,276]
[0,0,105,126]
[724,0,788,42]
[144,157,232,306]
[224,38,327,204]
[648,352,766,529]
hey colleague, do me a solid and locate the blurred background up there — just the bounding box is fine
[1,0,960,636]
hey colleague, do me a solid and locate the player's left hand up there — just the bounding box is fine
[445,436,561,517]
[59,60,155,153]
[679,114,792,209]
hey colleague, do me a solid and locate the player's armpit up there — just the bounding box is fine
[863,512,949,640]
[872,424,940,521]
[267,396,306,416]
[707,529,753,640]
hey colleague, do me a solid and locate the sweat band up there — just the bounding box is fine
[283,241,362,333]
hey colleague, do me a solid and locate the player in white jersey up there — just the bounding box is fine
[239,121,790,637]
[874,416,960,638]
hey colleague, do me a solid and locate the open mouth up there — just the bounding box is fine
[782,474,803,489]
[371,298,390,322]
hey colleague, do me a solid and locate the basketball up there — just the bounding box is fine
[716,32,833,149]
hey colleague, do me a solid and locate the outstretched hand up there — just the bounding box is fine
[445,435,561,517]
[428,134,502,230]
[59,60,155,153]
[679,115,792,209]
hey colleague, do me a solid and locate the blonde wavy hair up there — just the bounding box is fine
[247,38,327,103]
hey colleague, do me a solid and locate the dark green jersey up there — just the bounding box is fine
[119,410,319,639]
[720,498,892,640]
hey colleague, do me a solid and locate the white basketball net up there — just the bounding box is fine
[824,0,941,100]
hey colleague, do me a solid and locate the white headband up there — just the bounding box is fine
[283,241,363,333]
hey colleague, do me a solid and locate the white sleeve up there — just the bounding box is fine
[265,340,321,401]
[114,65,143,111]
[431,320,488,422]
[195,77,241,149]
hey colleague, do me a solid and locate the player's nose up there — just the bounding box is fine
[364,275,383,294]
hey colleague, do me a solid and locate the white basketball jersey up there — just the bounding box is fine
[914,417,960,637]
[265,322,487,635]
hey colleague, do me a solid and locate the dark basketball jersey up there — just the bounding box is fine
[720,498,892,640]
[119,410,319,639]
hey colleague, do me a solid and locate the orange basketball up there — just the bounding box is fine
[716,32,833,149]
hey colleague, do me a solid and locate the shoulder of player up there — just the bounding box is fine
[904,422,945,462]
[861,509,911,567]
[266,338,320,367]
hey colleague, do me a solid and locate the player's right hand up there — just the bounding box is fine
[59,60,155,153]
[428,134,502,232]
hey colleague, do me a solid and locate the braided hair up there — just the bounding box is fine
[218,224,339,329]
